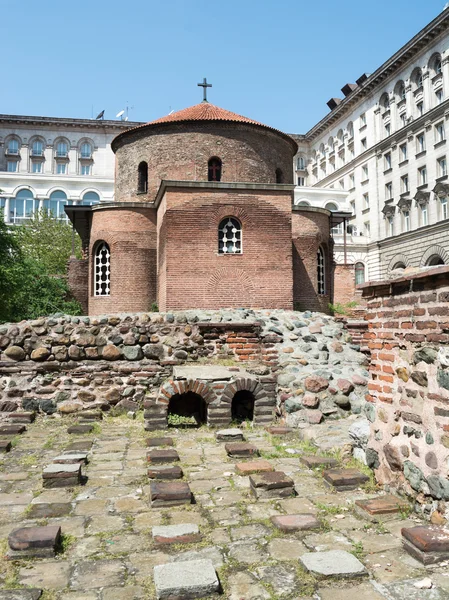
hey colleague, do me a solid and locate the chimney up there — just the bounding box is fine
[327,98,342,110]
[341,83,358,97]
[356,73,370,86]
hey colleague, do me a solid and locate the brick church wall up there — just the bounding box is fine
[113,122,296,202]
[67,258,88,314]
[360,266,449,513]
[88,207,157,315]
[292,207,331,313]
[157,186,294,311]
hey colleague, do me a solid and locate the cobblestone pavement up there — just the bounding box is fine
[0,416,448,599]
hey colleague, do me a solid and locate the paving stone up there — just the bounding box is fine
[18,561,71,590]
[148,465,184,479]
[70,559,126,589]
[267,537,306,560]
[153,559,219,599]
[227,571,271,600]
[149,481,192,507]
[152,523,201,545]
[235,460,274,475]
[255,564,297,596]
[300,455,339,468]
[355,494,410,521]
[376,579,448,599]
[53,453,89,465]
[7,412,35,423]
[42,463,82,488]
[0,590,43,600]
[26,503,72,519]
[100,586,146,599]
[215,428,244,442]
[250,471,295,499]
[300,549,367,578]
[0,492,33,505]
[0,424,26,435]
[170,545,225,568]
[67,424,94,434]
[271,513,321,532]
[266,426,294,435]
[146,437,174,447]
[8,525,61,558]
[225,442,259,458]
[322,468,370,491]
[317,583,385,600]
[228,540,268,564]
[0,440,11,453]
[146,449,180,464]
[65,441,93,452]
[402,525,449,564]
[230,523,270,541]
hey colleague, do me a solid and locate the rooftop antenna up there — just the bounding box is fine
[115,103,134,121]
[95,109,105,120]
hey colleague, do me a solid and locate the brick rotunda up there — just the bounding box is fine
[66,98,336,315]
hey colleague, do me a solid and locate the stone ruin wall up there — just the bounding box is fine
[0,313,280,426]
[361,266,449,519]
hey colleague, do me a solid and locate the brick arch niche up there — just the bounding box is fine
[221,378,273,425]
[155,379,216,427]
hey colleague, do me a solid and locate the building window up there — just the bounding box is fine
[418,166,427,185]
[137,161,148,193]
[362,165,368,180]
[297,177,305,186]
[417,102,424,116]
[81,164,91,176]
[360,113,366,126]
[364,221,371,236]
[208,157,222,182]
[56,141,68,157]
[6,138,19,155]
[435,122,445,143]
[401,175,409,193]
[361,138,367,150]
[218,217,242,254]
[399,143,408,162]
[44,190,69,220]
[7,161,18,172]
[387,215,394,236]
[81,191,100,206]
[317,246,325,295]
[441,197,448,219]
[349,173,355,188]
[421,204,428,226]
[363,193,369,208]
[9,189,36,224]
[32,161,42,174]
[403,210,410,232]
[355,262,365,285]
[31,140,44,157]
[94,242,111,296]
[384,153,392,170]
[416,133,426,153]
[297,156,306,170]
[398,82,406,101]
[350,200,355,214]
[400,113,407,128]
[384,123,391,137]
[80,142,92,158]
[436,89,444,105]
[275,168,284,184]
[57,163,66,174]
[438,157,447,177]
[385,182,393,199]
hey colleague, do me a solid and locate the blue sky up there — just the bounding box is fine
[2,0,446,133]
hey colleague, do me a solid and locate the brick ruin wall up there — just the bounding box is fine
[0,314,279,427]
[361,266,449,518]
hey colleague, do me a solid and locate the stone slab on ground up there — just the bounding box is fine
[355,494,410,521]
[0,440,11,453]
[300,549,367,578]
[26,503,72,519]
[42,463,82,488]
[0,591,42,600]
[148,465,184,480]
[300,455,339,469]
[225,442,259,458]
[67,424,94,434]
[271,514,321,532]
[7,412,35,423]
[78,411,103,421]
[53,453,88,465]
[375,579,448,599]
[153,558,219,599]
[0,424,26,436]
[266,426,294,435]
[149,481,192,507]
[146,437,174,447]
[152,523,201,545]
[402,526,449,564]
[235,460,274,475]
[147,449,180,464]
[215,428,244,442]
[64,441,93,452]
[322,468,369,491]
[8,525,61,559]
[250,471,295,499]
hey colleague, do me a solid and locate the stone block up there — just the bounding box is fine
[250,471,295,499]
[215,428,244,442]
[225,442,259,458]
[265,426,294,435]
[149,481,192,507]
[0,591,43,600]
[147,449,180,464]
[322,468,369,491]
[26,503,72,519]
[300,455,339,469]
[146,437,174,447]
[0,440,12,453]
[0,424,26,436]
[271,514,320,532]
[152,523,201,545]
[79,411,102,421]
[42,463,82,488]
[7,412,35,423]
[8,525,61,559]
[402,526,449,564]
[300,550,367,578]
[153,559,219,599]
[354,494,410,521]
[235,460,274,475]
[53,453,88,465]
[144,420,167,432]
[148,465,184,480]
[64,441,93,452]
[67,424,94,434]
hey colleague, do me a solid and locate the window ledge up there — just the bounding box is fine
[399,159,409,167]
[385,198,394,204]
[348,187,356,192]
[417,183,428,190]
[400,191,410,197]
[359,124,367,132]
[136,191,148,195]
[383,167,392,175]
[434,139,446,149]
[361,179,369,184]
[436,175,448,182]
[362,207,370,214]
[415,150,427,158]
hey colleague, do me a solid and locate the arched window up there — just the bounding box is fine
[297,156,306,170]
[31,139,44,157]
[94,242,111,296]
[55,140,68,157]
[411,68,423,90]
[275,168,284,183]
[296,200,311,207]
[317,246,325,295]
[81,191,100,206]
[218,217,242,254]
[208,157,222,182]
[393,262,406,270]
[80,142,92,158]
[6,138,20,154]
[137,161,148,193]
[355,262,366,285]
[380,93,390,109]
[395,81,406,102]
[9,189,37,224]
[427,255,445,267]
[347,122,354,138]
[44,190,69,220]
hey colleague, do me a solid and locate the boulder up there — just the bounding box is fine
[102,345,122,361]
[304,375,329,393]
[4,346,25,361]
[348,418,370,448]
[30,347,50,362]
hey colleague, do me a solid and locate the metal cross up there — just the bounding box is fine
[198,77,212,102]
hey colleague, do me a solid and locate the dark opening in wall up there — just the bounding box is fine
[138,161,148,193]
[275,168,284,183]
[232,390,255,422]
[168,392,207,426]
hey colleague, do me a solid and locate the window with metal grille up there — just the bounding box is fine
[218,217,242,254]
[94,242,110,296]
[317,246,325,295]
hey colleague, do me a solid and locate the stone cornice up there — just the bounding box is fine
[0,114,142,131]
